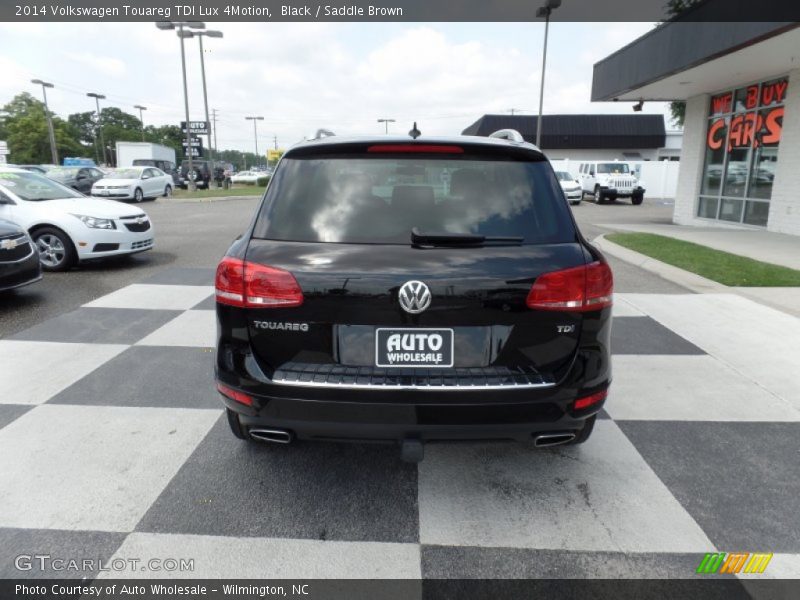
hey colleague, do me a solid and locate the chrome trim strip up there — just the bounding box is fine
[271,377,556,391]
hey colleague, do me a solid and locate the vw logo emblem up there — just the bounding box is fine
[398,280,431,314]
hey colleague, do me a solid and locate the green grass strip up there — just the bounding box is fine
[606,232,800,287]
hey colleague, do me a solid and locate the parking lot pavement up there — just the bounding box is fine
[1,265,798,580]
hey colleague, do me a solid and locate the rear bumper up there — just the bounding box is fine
[219,391,604,443]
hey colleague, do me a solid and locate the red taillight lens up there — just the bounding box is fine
[367,144,464,154]
[573,390,607,411]
[216,382,253,406]
[215,257,246,306]
[215,257,303,308]
[526,261,613,312]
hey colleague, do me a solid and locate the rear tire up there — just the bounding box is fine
[226,408,248,440]
[569,415,596,445]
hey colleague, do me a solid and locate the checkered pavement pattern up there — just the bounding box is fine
[1,267,799,580]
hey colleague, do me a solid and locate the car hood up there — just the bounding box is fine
[35,197,146,219]
[94,178,137,186]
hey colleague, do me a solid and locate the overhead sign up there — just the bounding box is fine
[182,137,203,148]
[181,121,209,135]
[182,137,204,157]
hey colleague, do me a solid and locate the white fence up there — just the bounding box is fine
[549,158,681,199]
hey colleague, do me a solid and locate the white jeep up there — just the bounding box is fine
[578,161,645,205]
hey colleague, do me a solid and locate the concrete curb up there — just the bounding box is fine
[593,234,729,294]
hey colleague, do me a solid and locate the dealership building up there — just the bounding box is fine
[592,17,800,235]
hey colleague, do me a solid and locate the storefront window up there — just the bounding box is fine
[697,77,787,226]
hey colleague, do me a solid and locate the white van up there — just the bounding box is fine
[578,161,645,205]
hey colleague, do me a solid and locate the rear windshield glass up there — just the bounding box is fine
[253,155,575,244]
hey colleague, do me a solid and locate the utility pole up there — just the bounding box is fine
[211,108,219,157]
[134,105,147,141]
[377,118,395,134]
[273,135,277,150]
[535,0,561,149]
[87,92,107,165]
[245,116,264,168]
[195,30,223,161]
[31,79,58,165]
[156,20,206,191]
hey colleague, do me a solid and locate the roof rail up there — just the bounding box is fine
[313,128,335,140]
[488,129,524,143]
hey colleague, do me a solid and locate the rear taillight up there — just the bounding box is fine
[526,261,613,312]
[215,256,304,308]
[216,382,253,406]
[573,390,607,411]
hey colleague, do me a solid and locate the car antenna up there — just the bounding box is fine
[408,122,421,139]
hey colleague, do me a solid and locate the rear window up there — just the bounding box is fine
[253,155,575,244]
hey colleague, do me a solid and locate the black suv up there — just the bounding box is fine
[215,130,612,461]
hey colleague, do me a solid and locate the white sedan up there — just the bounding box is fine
[91,166,173,202]
[230,171,262,184]
[0,168,154,271]
[555,170,583,206]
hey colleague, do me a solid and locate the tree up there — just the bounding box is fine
[664,0,702,127]
[2,93,82,164]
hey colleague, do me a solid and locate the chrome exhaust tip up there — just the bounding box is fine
[249,428,293,444]
[534,432,576,447]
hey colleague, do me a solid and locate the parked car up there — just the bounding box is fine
[230,171,262,184]
[15,165,48,174]
[179,160,212,189]
[44,166,105,195]
[0,168,154,271]
[91,166,173,202]
[0,218,41,292]
[554,170,582,206]
[214,129,612,462]
[132,158,180,186]
[578,161,645,205]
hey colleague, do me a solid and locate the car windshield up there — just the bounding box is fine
[596,163,630,174]
[555,171,575,181]
[0,171,84,201]
[45,168,79,181]
[109,169,142,179]
[254,155,575,245]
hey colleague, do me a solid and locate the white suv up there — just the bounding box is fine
[578,161,645,205]
[0,168,155,271]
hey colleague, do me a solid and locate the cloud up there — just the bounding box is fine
[65,52,126,78]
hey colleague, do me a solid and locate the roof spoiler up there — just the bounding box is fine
[488,129,524,143]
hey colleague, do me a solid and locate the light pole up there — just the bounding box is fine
[535,0,561,149]
[191,30,223,161]
[377,118,395,134]
[245,116,264,168]
[156,21,206,191]
[86,92,107,165]
[31,79,58,165]
[134,105,147,141]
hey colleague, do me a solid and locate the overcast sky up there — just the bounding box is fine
[0,21,670,153]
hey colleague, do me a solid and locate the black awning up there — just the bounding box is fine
[461,114,666,149]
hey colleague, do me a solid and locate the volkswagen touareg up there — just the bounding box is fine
[215,128,612,461]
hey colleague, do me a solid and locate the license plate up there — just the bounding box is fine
[375,328,454,368]
[100,190,109,195]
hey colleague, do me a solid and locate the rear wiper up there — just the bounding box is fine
[411,228,523,247]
